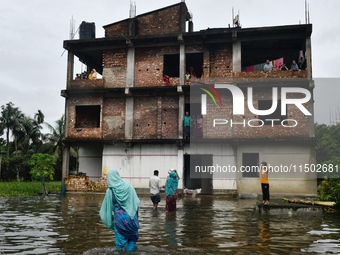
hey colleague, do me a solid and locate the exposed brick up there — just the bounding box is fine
[133,97,158,139]
[65,175,108,192]
[68,96,103,139]
[104,4,183,37]
[103,98,126,139]
[105,20,129,38]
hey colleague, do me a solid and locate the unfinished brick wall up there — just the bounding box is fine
[133,96,179,139]
[69,79,104,90]
[137,5,182,35]
[104,20,129,38]
[161,96,179,139]
[104,4,183,38]
[68,96,103,139]
[133,97,158,139]
[103,98,126,139]
[209,44,233,77]
[134,47,166,87]
[233,70,307,79]
[103,49,127,88]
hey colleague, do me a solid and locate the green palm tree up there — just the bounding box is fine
[44,115,65,157]
[0,102,24,174]
[45,115,78,178]
[28,110,45,153]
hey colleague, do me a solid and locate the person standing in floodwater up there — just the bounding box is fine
[165,169,180,212]
[100,169,140,252]
[149,170,162,209]
[260,162,270,205]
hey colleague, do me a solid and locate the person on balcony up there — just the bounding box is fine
[88,69,97,80]
[91,69,97,79]
[185,72,191,81]
[263,60,273,72]
[290,60,299,71]
[183,111,191,139]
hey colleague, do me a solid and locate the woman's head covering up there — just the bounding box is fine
[165,171,178,196]
[107,169,140,219]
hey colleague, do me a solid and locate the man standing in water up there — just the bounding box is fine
[149,170,162,209]
[260,162,270,205]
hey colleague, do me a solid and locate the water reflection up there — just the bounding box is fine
[0,194,340,254]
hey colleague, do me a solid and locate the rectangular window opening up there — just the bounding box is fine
[186,53,204,79]
[75,105,101,128]
[163,54,179,77]
[163,52,204,79]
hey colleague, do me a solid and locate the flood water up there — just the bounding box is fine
[0,193,340,255]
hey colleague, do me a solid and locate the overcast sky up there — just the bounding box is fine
[1,0,339,131]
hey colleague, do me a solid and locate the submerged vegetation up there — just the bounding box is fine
[0,181,61,196]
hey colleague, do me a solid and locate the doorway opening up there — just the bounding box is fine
[183,154,213,194]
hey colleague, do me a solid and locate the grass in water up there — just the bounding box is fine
[0,181,62,196]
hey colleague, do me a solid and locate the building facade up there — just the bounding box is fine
[62,2,316,196]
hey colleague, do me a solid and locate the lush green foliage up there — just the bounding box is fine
[315,124,340,173]
[0,181,61,196]
[318,178,340,210]
[316,123,340,208]
[28,153,56,181]
[0,102,76,182]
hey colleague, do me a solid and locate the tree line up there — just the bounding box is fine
[0,102,76,182]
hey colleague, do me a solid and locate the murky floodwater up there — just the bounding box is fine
[0,193,339,255]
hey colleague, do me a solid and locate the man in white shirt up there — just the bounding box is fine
[149,170,162,209]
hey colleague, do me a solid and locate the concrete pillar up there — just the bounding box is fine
[62,51,73,191]
[232,41,242,72]
[177,148,184,189]
[125,47,135,140]
[308,80,315,138]
[178,95,184,139]
[179,44,185,85]
[125,97,134,140]
[66,51,74,88]
[126,48,135,87]
[62,146,70,181]
[306,36,314,137]
[188,21,193,32]
[306,37,312,79]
